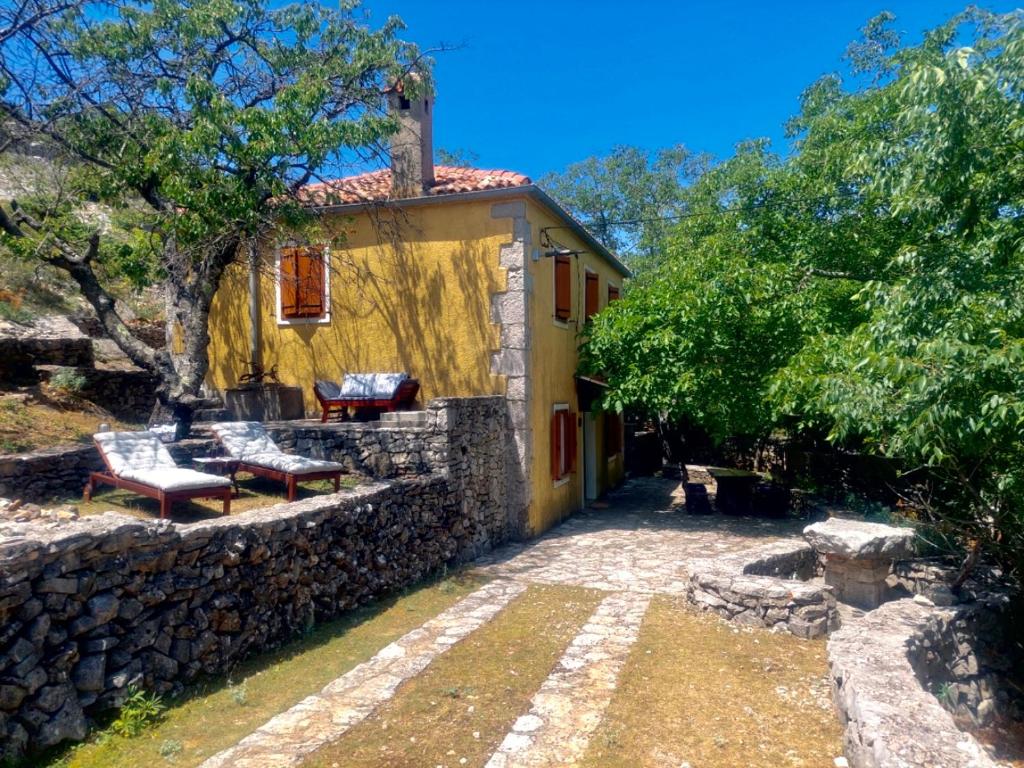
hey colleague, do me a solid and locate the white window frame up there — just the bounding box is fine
[275,243,332,327]
[553,402,572,488]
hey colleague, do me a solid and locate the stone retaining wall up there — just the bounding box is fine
[0,337,94,384]
[906,593,1024,728]
[39,368,159,422]
[0,396,516,761]
[0,477,481,761]
[0,440,213,504]
[829,598,1000,768]
[686,541,837,639]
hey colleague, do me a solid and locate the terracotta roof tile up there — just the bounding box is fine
[298,165,531,206]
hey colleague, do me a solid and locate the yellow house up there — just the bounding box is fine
[206,87,630,536]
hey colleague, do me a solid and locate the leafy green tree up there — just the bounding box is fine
[541,144,708,264]
[773,9,1024,579]
[0,0,421,435]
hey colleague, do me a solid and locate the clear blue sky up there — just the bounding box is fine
[359,0,1018,180]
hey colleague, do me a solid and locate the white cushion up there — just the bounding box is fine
[94,431,178,475]
[119,467,231,492]
[315,380,342,399]
[338,372,407,399]
[211,421,280,459]
[242,452,344,475]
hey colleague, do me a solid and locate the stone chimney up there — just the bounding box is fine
[387,76,434,199]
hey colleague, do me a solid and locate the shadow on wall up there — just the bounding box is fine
[209,209,506,415]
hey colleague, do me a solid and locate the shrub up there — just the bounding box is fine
[110,685,164,737]
[49,368,87,393]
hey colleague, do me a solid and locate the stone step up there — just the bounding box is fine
[194,408,234,422]
[379,410,427,427]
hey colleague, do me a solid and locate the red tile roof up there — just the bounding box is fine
[298,166,532,206]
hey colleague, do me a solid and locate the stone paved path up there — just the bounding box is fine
[202,478,811,768]
[484,592,652,768]
[199,580,526,768]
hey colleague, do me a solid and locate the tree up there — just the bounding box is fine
[0,0,422,436]
[540,144,708,264]
[773,9,1024,580]
[583,7,1024,581]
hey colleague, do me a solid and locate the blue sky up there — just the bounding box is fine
[360,0,1018,180]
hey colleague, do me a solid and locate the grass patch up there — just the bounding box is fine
[304,584,603,768]
[0,395,142,454]
[74,474,362,521]
[43,572,487,768]
[581,596,842,767]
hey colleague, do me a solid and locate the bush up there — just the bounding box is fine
[110,685,164,737]
[49,368,87,393]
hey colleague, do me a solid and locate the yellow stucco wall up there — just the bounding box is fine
[524,199,627,535]
[206,200,511,410]
[206,192,626,539]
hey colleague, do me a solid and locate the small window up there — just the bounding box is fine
[604,411,623,457]
[585,270,599,320]
[550,405,577,482]
[280,246,326,321]
[607,283,620,303]
[399,95,411,110]
[554,254,572,322]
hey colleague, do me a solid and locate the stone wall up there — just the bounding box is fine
[38,368,159,422]
[906,593,1024,728]
[686,541,837,639]
[0,396,516,761]
[0,338,94,385]
[0,440,213,504]
[0,477,485,761]
[829,598,1001,768]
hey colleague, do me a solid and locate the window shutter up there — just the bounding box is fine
[554,255,571,321]
[296,247,325,317]
[551,411,562,480]
[585,272,599,319]
[280,249,299,318]
[567,411,578,472]
[608,284,620,303]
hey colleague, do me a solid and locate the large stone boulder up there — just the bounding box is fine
[804,517,916,560]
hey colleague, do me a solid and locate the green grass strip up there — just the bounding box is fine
[46,573,486,768]
[303,584,603,768]
[581,595,843,768]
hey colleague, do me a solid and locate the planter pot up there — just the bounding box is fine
[224,385,304,422]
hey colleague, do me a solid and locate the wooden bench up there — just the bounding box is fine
[314,377,420,422]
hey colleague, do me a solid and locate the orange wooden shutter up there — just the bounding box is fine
[280,248,299,318]
[567,411,578,472]
[550,411,562,480]
[296,247,325,317]
[585,271,599,319]
[554,255,571,321]
[608,284,620,303]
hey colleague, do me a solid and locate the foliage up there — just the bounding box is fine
[0,0,422,434]
[541,144,709,264]
[435,147,479,167]
[110,685,165,738]
[49,367,87,393]
[582,7,1024,578]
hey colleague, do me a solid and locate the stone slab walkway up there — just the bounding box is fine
[202,477,815,768]
[485,592,652,768]
[199,579,526,768]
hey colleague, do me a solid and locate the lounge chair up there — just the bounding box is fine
[313,372,420,422]
[85,431,232,519]
[210,421,345,501]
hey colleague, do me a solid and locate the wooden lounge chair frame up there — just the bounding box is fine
[84,440,231,519]
[209,422,345,502]
[232,462,342,502]
[314,377,420,422]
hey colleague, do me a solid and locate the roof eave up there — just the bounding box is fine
[305,185,632,278]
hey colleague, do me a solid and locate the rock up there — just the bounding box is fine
[72,655,106,692]
[34,698,86,749]
[804,517,916,560]
[86,593,120,624]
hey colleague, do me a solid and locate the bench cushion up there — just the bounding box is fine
[211,421,281,459]
[95,431,178,475]
[315,379,342,400]
[338,372,408,399]
[242,452,344,475]
[119,467,231,492]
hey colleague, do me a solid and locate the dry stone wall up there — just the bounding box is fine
[0,396,516,762]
